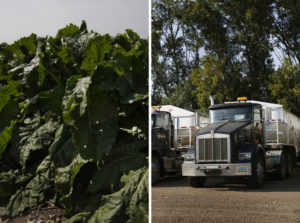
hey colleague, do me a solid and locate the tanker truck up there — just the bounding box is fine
[182,97,300,188]
[152,105,208,184]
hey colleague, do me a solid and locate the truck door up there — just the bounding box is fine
[253,107,263,144]
[152,112,172,155]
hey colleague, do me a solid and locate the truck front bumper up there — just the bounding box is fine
[182,162,252,177]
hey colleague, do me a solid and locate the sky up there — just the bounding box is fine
[0,0,148,43]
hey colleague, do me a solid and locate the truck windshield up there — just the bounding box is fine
[151,113,168,128]
[210,107,252,123]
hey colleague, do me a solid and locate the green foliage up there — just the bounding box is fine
[269,58,300,115]
[152,0,193,105]
[191,56,227,112]
[57,23,82,38]
[152,0,300,112]
[0,22,148,222]
[0,121,16,159]
[81,35,113,74]
[271,0,300,64]
[190,56,244,112]
[86,167,148,223]
[161,79,198,111]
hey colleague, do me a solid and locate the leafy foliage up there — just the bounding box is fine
[269,58,300,115]
[152,0,193,104]
[0,22,148,222]
[152,0,300,115]
[190,56,238,113]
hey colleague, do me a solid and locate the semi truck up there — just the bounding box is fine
[182,97,300,188]
[151,105,208,184]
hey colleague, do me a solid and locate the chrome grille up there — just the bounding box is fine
[197,135,230,162]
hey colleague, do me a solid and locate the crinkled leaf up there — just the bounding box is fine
[63,76,119,160]
[19,119,59,170]
[87,167,148,223]
[2,155,54,217]
[81,35,113,74]
[87,147,146,195]
[57,24,81,38]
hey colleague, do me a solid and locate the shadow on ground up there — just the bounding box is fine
[153,165,300,192]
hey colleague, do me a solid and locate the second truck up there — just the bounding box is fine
[152,105,208,184]
[182,97,300,187]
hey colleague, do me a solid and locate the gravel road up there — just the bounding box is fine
[152,165,300,223]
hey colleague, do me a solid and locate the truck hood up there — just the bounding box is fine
[197,121,251,135]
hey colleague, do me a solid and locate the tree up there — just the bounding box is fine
[161,79,198,110]
[152,0,300,113]
[190,56,242,113]
[269,58,300,116]
[152,0,199,107]
[152,0,186,95]
[188,0,274,101]
[271,0,300,65]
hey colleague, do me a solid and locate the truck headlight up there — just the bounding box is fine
[239,152,252,161]
[184,153,195,161]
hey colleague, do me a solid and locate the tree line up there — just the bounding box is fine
[152,0,300,116]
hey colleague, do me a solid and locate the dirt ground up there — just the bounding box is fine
[152,165,300,223]
[0,202,68,223]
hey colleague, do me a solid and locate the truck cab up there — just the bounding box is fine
[152,110,185,184]
[182,98,298,188]
[151,110,173,154]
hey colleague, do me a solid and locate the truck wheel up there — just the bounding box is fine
[248,154,265,188]
[276,152,287,180]
[152,157,160,185]
[188,176,206,188]
[286,152,293,178]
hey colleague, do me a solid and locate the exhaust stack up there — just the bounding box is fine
[209,95,214,105]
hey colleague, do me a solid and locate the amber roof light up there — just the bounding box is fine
[237,97,248,101]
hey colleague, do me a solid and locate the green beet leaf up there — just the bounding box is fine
[0,22,148,222]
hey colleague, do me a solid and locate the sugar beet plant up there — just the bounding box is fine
[0,22,148,222]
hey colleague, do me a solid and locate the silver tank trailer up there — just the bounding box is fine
[249,100,300,154]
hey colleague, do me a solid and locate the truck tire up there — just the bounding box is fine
[286,152,293,178]
[276,152,287,180]
[188,176,206,188]
[248,154,265,188]
[152,157,160,185]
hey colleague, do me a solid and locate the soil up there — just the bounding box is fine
[152,165,300,223]
[0,202,68,223]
